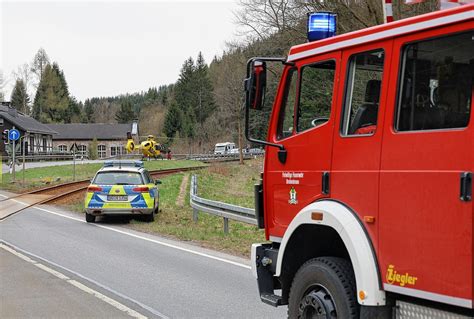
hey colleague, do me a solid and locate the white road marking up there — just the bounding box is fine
[0,192,251,270]
[35,262,70,280]
[68,280,148,319]
[0,242,149,319]
[1,240,169,318]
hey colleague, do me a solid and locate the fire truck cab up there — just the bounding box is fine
[245,5,473,318]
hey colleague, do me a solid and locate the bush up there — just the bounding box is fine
[88,138,98,160]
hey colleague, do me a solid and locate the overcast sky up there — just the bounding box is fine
[1,0,240,102]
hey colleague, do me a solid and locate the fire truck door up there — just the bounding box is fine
[331,43,391,251]
[379,29,473,307]
[265,52,340,238]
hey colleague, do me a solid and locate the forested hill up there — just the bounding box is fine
[2,0,437,152]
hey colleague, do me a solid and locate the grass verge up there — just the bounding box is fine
[68,159,266,258]
[0,160,206,192]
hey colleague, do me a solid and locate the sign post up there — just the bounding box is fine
[8,128,20,183]
[22,133,28,185]
[70,142,79,181]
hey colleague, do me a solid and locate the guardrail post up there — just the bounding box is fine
[223,217,229,234]
[192,175,199,222]
[189,174,258,233]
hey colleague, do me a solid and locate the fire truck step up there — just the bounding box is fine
[260,293,283,307]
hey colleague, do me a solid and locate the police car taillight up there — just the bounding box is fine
[132,186,149,192]
[88,186,103,192]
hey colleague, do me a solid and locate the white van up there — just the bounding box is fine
[214,142,236,155]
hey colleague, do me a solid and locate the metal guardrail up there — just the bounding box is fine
[185,152,264,162]
[189,175,257,233]
[1,153,86,163]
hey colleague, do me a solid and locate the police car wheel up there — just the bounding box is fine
[85,213,96,223]
[144,211,155,222]
[288,257,359,319]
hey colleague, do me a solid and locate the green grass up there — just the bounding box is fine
[0,160,206,192]
[126,159,267,257]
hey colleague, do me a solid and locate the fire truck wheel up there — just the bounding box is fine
[288,257,359,319]
[85,213,96,223]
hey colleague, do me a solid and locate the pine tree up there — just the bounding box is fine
[82,99,95,123]
[173,54,215,141]
[194,52,216,125]
[115,99,135,123]
[32,63,71,123]
[163,101,183,137]
[64,96,82,123]
[10,79,30,114]
[174,57,197,138]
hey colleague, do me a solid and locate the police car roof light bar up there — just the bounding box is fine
[103,160,144,168]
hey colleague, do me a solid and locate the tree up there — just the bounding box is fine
[12,63,33,113]
[31,48,50,88]
[64,96,82,123]
[212,51,247,164]
[194,52,216,125]
[115,99,135,123]
[32,62,71,123]
[174,57,197,139]
[173,54,216,147]
[89,138,98,160]
[82,99,95,123]
[0,70,6,102]
[10,79,30,114]
[163,101,183,138]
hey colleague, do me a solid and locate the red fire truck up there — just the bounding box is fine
[245,5,473,318]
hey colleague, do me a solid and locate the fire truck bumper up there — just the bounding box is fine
[251,243,284,307]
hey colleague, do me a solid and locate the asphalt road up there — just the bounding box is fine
[0,202,286,319]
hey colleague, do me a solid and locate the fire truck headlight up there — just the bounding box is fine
[307,12,337,42]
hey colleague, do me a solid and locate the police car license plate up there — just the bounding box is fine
[107,195,128,201]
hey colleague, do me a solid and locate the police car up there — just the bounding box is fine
[84,161,160,223]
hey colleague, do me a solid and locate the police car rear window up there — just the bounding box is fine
[94,172,144,185]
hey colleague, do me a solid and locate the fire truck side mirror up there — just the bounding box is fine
[245,61,266,111]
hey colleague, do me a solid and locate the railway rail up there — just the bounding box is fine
[0,166,206,221]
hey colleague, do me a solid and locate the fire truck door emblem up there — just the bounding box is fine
[288,187,298,205]
[386,264,418,287]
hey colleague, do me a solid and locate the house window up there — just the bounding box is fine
[58,145,68,153]
[77,145,87,157]
[98,144,106,158]
[110,146,123,157]
[42,137,47,153]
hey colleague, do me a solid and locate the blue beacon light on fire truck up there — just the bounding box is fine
[307,12,337,42]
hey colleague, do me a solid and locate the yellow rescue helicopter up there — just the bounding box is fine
[126,132,162,159]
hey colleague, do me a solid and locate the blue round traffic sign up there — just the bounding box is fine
[8,129,20,141]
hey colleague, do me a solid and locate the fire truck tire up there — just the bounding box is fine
[288,257,359,319]
[85,213,96,223]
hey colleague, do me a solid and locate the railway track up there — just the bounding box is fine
[0,166,206,221]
